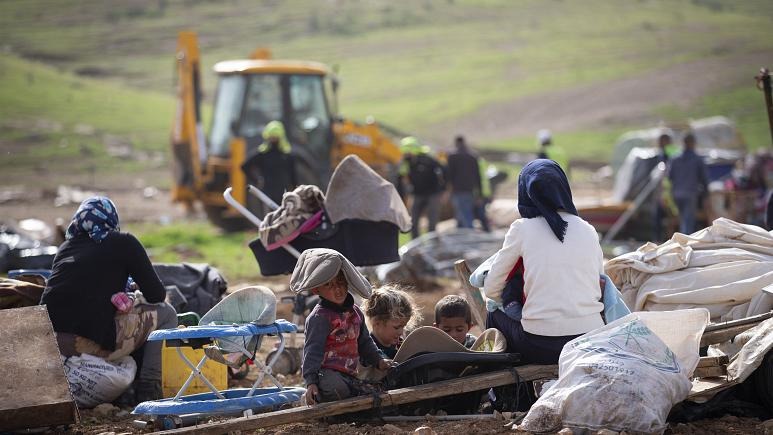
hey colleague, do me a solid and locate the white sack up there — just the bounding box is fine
[62,353,136,408]
[519,309,708,434]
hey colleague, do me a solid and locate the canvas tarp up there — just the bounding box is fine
[605,218,773,321]
[325,155,411,232]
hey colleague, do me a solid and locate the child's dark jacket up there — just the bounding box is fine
[302,293,382,386]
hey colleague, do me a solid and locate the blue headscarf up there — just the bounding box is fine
[517,159,578,242]
[65,196,120,243]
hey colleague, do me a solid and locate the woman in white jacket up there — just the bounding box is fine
[483,159,604,364]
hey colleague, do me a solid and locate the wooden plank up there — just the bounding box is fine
[0,306,79,431]
[703,310,773,333]
[688,377,738,401]
[453,259,488,329]
[693,366,727,378]
[157,366,558,435]
[696,355,729,368]
[700,324,761,347]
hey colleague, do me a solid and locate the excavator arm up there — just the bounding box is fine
[170,31,207,203]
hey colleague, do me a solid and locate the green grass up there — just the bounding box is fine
[655,84,773,149]
[2,0,772,136]
[127,221,262,283]
[0,54,178,185]
[127,221,415,283]
[0,55,172,151]
[482,129,627,162]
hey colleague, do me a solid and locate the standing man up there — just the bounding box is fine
[241,120,297,206]
[667,132,709,235]
[400,137,445,239]
[536,129,570,177]
[447,135,482,229]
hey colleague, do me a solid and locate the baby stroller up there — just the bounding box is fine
[132,286,305,428]
[224,154,412,276]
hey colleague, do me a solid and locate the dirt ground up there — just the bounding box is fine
[64,396,771,435]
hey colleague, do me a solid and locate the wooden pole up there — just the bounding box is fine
[453,259,489,329]
[703,310,773,332]
[700,311,773,346]
[756,68,773,146]
[154,366,558,435]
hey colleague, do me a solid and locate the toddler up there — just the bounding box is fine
[433,295,476,348]
[362,284,422,359]
[292,248,391,405]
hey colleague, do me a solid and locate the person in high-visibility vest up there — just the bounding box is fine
[399,137,446,239]
[653,131,679,242]
[536,129,570,178]
[241,120,297,205]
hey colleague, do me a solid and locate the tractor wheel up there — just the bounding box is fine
[203,205,251,232]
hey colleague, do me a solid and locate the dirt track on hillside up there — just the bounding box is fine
[426,50,773,143]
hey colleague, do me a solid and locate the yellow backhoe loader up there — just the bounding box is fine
[170,31,404,230]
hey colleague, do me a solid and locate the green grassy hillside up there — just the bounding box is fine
[0,55,176,184]
[1,0,771,168]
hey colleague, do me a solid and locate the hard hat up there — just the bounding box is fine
[400,136,421,153]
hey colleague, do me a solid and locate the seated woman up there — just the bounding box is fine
[483,159,604,365]
[41,196,177,403]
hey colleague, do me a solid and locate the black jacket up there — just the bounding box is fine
[242,148,298,204]
[407,154,446,196]
[41,232,166,350]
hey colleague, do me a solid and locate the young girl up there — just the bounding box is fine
[362,284,422,359]
[483,159,605,365]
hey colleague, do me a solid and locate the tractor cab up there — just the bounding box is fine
[169,31,403,230]
[208,59,338,186]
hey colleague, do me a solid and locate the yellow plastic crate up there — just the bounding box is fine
[161,342,228,398]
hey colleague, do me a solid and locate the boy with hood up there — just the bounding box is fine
[291,248,393,404]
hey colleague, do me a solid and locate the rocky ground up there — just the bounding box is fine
[58,404,771,434]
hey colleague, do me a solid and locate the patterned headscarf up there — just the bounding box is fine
[65,196,120,243]
[517,159,578,243]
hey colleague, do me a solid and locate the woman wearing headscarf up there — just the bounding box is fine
[41,196,177,403]
[483,159,604,364]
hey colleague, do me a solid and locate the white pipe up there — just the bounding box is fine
[223,187,301,258]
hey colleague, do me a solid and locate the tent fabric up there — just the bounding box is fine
[726,318,773,382]
[605,218,773,321]
[153,263,228,316]
[325,155,412,232]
